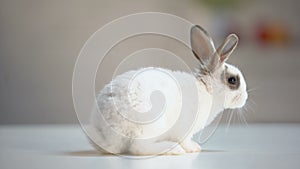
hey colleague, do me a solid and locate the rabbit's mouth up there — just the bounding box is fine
[232,93,241,103]
[231,92,248,108]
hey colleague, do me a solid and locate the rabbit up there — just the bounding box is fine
[85,25,248,155]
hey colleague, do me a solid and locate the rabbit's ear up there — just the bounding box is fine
[191,25,217,71]
[217,34,239,62]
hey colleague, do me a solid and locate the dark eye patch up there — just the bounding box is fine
[222,66,240,90]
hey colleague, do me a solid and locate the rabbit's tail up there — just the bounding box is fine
[85,124,130,154]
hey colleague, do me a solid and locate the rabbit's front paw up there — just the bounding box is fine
[180,140,201,153]
[163,145,186,155]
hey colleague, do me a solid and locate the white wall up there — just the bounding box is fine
[0,0,299,124]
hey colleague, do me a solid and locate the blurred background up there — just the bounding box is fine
[0,0,300,124]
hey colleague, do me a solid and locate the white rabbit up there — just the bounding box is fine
[86,25,248,155]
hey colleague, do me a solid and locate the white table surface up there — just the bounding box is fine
[0,124,299,169]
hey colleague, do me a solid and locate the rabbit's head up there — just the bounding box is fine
[191,25,248,109]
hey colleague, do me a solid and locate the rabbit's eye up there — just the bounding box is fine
[228,76,237,85]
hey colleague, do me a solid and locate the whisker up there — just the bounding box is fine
[243,104,250,112]
[226,109,234,132]
[225,110,230,123]
[247,87,259,93]
[239,108,249,127]
[248,99,257,106]
[233,109,237,125]
[237,109,243,125]
[243,107,250,119]
[246,101,255,113]
[241,113,249,127]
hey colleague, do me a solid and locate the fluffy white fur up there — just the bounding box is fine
[85,25,248,155]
